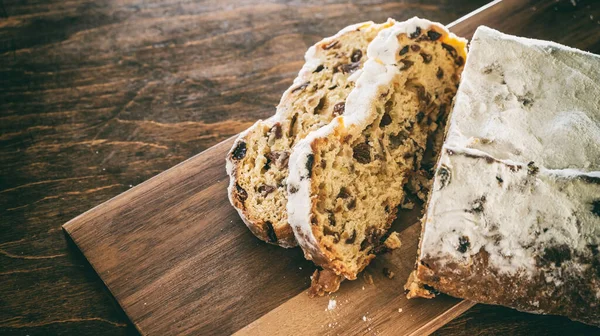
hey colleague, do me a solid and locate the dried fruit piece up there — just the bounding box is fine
[442,43,458,58]
[269,123,282,140]
[351,49,363,62]
[337,187,352,199]
[427,30,442,41]
[399,59,414,70]
[410,26,422,39]
[437,104,447,123]
[235,183,248,202]
[347,198,356,209]
[258,185,276,196]
[339,62,360,74]
[328,212,336,227]
[360,238,370,251]
[365,228,377,246]
[389,130,409,149]
[457,235,470,253]
[399,45,409,55]
[436,67,444,79]
[592,200,600,217]
[380,113,392,127]
[305,154,315,178]
[345,229,357,244]
[411,44,421,52]
[437,165,451,190]
[528,161,539,175]
[288,114,298,137]
[420,52,432,64]
[314,96,326,115]
[333,102,345,116]
[266,151,290,169]
[231,141,247,160]
[353,143,371,164]
[323,40,340,50]
[314,64,324,73]
[469,195,486,213]
[311,216,319,226]
[263,221,277,243]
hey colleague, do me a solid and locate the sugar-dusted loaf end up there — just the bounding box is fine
[408,26,600,326]
[287,18,467,290]
[227,20,395,247]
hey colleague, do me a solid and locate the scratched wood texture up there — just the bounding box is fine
[2,0,600,335]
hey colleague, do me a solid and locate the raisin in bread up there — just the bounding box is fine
[227,20,394,247]
[407,26,600,327]
[287,18,467,289]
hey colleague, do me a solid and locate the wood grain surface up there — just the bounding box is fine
[64,136,474,335]
[2,0,600,335]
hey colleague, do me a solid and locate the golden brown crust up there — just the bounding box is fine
[415,250,600,326]
[228,141,298,247]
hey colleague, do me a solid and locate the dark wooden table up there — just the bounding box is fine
[1,0,599,335]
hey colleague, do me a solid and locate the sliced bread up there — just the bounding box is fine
[226,20,394,247]
[287,18,467,290]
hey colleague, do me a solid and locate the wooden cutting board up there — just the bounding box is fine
[63,1,599,334]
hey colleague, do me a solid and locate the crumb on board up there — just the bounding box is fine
[401,199,415,209]
[327,299,337,311]
[383,232,402,250]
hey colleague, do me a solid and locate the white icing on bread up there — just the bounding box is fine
[287,17,467,281]
[415,26,600,326]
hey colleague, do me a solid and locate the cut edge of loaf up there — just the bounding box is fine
[406,26,600,327]
[287,17,468,288]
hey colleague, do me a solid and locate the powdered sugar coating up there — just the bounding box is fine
[420,26,600,275]
[444,27,600,171]
[417,27,600,323]
[423,147,600,275]
[272,20,380,124]
[287,17,466,267]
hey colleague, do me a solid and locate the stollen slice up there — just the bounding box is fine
[226,20,395,247]
[287,18,467,293]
